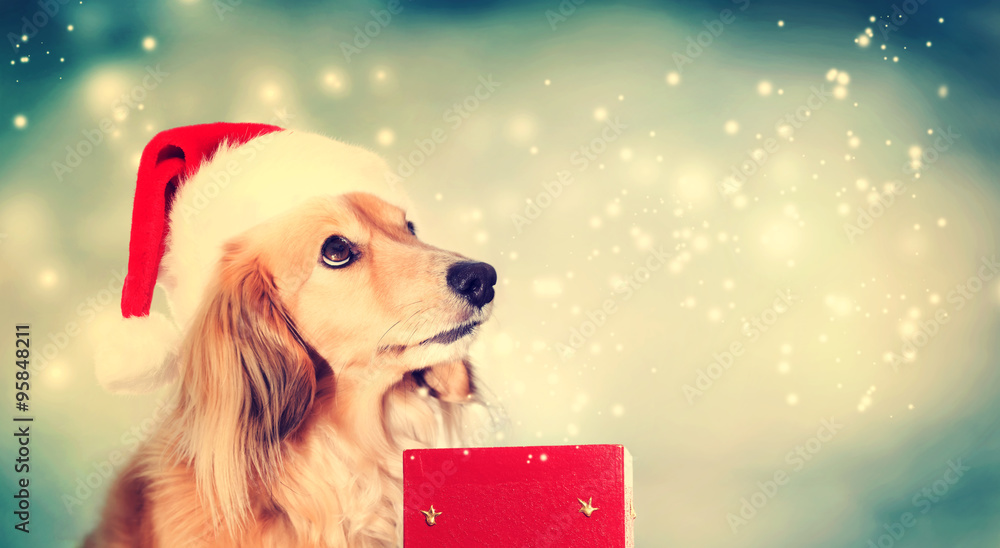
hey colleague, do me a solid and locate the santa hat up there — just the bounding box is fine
[95,123,406,393]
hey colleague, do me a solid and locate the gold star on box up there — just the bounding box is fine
[578,497,599,517]
[421,505,442,526]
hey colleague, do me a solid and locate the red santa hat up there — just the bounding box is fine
[95,122,406,393]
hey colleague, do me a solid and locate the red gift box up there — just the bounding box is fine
[403,444,634,547]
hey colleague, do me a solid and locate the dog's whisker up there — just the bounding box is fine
[402,316,429,348]
[374,307,429,355]
[490,309,505,330]
[376,319,404,349]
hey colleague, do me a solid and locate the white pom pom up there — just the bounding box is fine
[93,311,180,394]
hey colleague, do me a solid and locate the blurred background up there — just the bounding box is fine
[2,0,1000,546]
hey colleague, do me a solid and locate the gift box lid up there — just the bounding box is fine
[403,444,634,547]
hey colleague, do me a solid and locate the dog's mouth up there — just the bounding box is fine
[420,321,482,346]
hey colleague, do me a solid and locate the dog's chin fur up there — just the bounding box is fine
[391,330,481,372]
[86,227,497,548]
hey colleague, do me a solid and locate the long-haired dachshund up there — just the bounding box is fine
[86,130,497,547]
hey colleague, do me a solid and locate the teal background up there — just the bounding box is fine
[2,0,1000,546]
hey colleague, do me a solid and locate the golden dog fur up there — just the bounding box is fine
[86,193,493,547]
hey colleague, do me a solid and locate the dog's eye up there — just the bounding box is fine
[406,221,416,236]
[321,236,355,268]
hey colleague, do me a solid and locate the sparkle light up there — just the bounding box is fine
[259,83,280,102]
[321,69,350,97]
[376,128,395,146]
[142,36,157,51]
[40,269,57,287]
[44,361,70,390]
[13,114,27,129]
[368,67,394,89]
[665,71,680,86]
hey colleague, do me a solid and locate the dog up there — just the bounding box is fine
[86,130,498,547]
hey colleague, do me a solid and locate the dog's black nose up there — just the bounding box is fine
[447,261,497,308]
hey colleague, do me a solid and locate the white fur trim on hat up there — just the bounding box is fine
[94,311,180,394]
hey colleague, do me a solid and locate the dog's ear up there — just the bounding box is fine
[420,359,475,403]
[178,241,316,528]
